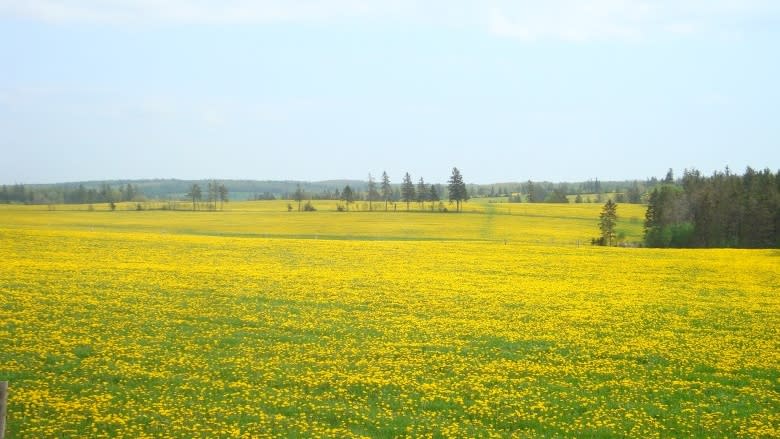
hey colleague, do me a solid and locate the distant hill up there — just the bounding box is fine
[23,179,368,201]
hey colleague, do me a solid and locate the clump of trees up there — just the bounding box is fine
[185,180,229,211]
[644,167,779,248]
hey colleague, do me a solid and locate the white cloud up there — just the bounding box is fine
[0,0,777,41]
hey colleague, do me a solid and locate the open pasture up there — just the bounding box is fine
[0,202,778,437]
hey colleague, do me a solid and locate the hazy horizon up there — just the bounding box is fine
[2,1,778,184]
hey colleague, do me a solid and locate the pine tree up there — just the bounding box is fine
[429,184,440,211]
[341,185,354,211]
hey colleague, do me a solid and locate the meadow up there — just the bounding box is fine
[0,200,778,437]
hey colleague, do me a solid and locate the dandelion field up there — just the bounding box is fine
[1,202,778,437]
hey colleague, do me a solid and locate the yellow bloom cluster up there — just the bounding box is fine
[0,203,777,437]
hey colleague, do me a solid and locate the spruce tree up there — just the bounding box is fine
[341,185,354,211]
[367,173,378,211]
[429,184,440,211]
[416,177,428,208]
[381,171,392,211]
[401,172,415,211]
[599,199,618,246]
[447,167,467,212]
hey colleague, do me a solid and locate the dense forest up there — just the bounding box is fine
[644,168,779,248]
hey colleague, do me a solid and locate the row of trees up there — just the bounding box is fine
[282,177,648,205]
[292,168,470,212]
[185,181,229,211]
[644,167,779,248]
[290,180,446,206]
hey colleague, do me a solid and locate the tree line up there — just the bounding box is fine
[491,179,645,204]
[0,183,143,205]
[1,176,655,205]
[643,167,779,248]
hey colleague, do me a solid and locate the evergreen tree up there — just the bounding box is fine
[401,172,415,211]
[545,188,569,203]
[641,167,780,248]
[367,173,379,211]
[122,183,136,202]
[644,188,659,245]
[599,199,618,246]
[664,168,675,184]
[341,185,354,211]
[429,185,440,211]
[447,167,467,212]
[381,171,392,211]
[626,181,642,203]
[416,177,428,208]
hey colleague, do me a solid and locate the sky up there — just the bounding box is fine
[1,1,779,184]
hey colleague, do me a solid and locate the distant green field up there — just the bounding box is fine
[1,200,647,245]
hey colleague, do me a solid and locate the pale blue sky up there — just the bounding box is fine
[1,1,778,184]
